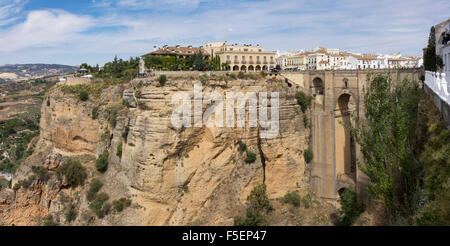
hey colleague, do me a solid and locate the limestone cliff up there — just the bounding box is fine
[0,75,336,225]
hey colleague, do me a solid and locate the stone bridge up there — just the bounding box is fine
[280,69,422,201]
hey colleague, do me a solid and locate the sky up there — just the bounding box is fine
[0,0,448,66]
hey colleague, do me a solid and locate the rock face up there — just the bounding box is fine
[1,76,317,225]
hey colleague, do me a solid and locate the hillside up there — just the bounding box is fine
[0,64,78,82]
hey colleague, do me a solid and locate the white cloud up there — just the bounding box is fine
[0,10,94,52]
[95,0,204,11]
[0,0,28,26]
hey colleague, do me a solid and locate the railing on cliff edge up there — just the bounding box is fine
[425,71,450,106]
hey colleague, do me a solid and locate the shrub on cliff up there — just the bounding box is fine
[57,159,87,187]
[89,192,111,218]
[158,75,167,86]
[238,71,245,79]
[244,152,257,164]
[234,184,273,226]
[92,106,99,120]
[336,188,364,226]
[116,142,123,158]
[112,198,132,212]
[281,191,301,207]
[303,115,309,128]
[96,149,109,173]
[31,166,51,182]
[41,215,59,226]
[78,90,89,101]
[65,204,77,223]
[87,178,103,201]
[108,109,118,128]
[296,91,312,113]
[237,141,247,152]
[227,73,237,80]
[304,148,313,163]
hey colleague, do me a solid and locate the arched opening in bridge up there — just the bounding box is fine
[241,65,247,71]
[255,65,261,71]
[233,65,239,71]
[312,77,324,95]
[248,65,254,71]
[334,93,356,182]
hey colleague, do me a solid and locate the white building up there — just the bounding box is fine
[276,46,423,71]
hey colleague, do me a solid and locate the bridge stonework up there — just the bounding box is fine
[281,69,422,202]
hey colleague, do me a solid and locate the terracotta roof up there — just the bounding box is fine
[353,54,377,60]
[142,46,208,57]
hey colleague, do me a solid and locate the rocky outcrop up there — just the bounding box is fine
[2,76,322,225]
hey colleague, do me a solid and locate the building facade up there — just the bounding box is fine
[205,42,276,72]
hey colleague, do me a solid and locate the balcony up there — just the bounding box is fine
[241,60,247,64]
[234,60,239,64]
[263,61,268,64]
[256,61,261,64]
[248,60,254,64]
[425,71,450,105]
[270,61,276,65]
[226,60,232,64]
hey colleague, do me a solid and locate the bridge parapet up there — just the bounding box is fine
[425,71,450,105]
[424,71,450,126]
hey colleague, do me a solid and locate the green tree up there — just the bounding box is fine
[350,74,420,218]
[57,159,87,187]
[424,26,444,71]
[193,51,207,71]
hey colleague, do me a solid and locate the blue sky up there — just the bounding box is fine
[0,0,449,66]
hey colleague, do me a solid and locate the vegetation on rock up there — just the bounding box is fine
[112,198,132,212]
[296,91,312,113]
[280,191,301,207]
[336,188,364,226]
[304,148,313,164]
[57,159,87,187]
[96,149,109,173]
[234,184,273,226]
[244,152,257,164]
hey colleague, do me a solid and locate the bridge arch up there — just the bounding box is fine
[312,77,325,95]
[334,92,357,185]
[233,65,239,71]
